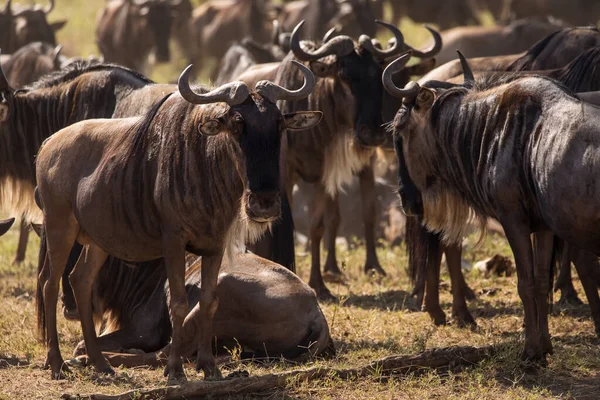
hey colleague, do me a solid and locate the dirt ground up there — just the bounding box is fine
[0,227,599,399]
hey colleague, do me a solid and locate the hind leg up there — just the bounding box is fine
[42,213,79,379]
[570,247,600,336]
[69,244,112,375]
[533,231,553,356]
[13,219,29,265]
[445,244,476,328]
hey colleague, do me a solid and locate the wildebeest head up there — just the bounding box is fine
[126,0,179,63]
[381,51,472,217]
[178,61,322,223]
[7,0,66,50]
[289,20,440,148]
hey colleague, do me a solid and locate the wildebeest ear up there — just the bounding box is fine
[198,120,222,136]
[50,20,67,31]
[405,58,437,77]
[416,88,435,110]
[284,111,323,131]
[308,61,336,78]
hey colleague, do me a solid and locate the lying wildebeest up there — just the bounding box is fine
[96,0,181,72]
[0,0,65,53]
[182,0,273,79]
[409,26,600,327]
[35,62,321,382]
[502,0,600,27]
[421,27,600,83]
[1,42,63,265]
[383,54,600,361]
[60,248,335,363]
[388,0,479,30]
[256,21,440,300]
[277,0,381,41]
[435,17,565,66]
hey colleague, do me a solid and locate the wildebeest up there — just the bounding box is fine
[96,0,181,71]
[435,17,565,66]
[215,21,290,86]
[61,248,335,364]
[1,42,63,264]
[277,0,381,41]
[259,21,440,300]
[421,27,600,83]
[35,62,321,382]
[388,0,480,30]
[383,54,600,361]
[502,0,600,27]
[0,0,65,53]
[182,0,273,79]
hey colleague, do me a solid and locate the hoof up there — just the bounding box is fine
[425,307,446,326]
[98,366,115,376]
[63,305,79,321]
[198,364,223,381]
[50,364,70,380]
[463,285,477,301]
[166,373,188,386]
[557,293,583,307]
[521,345,547,366]
[323,271,346,283]
[453,310,477,329]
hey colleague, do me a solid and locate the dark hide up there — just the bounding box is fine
[96,0,177,71]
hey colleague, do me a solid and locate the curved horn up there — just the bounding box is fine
[290,20,354,62]
[456,50,474,88]
[178,65,250,106]
[322,26,337,43]
[51,44,62,61]
[359,20,405,59]
[255,60,316,103]
[44,0,54,14]
[3,0,11,14]
[406,25,442,58]
[0,217,15,236]
[382,53,420,99]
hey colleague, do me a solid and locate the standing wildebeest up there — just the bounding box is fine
[383,55,600,361]
[0,0,65,53]
[421,27,600,83]
[277,0,381,41]
[59,248,335,364]
[35,62,321,382]
[261,21,440,299]
[96,0,181,72]
[435,17,565,66]
[388,0,480,30]
[409,26,600,327]
[1,42,63,265]
[181,0,273,79]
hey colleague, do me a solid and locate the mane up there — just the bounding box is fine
[23,59,154,91]
[556,47,600,92]
[507,27,600,71]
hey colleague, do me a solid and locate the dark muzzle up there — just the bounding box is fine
[356,124,386,147]
[246,191,281,222]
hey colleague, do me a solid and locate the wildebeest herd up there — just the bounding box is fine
[1,0,600,394]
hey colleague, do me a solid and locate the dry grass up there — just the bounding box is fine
[0,226,599,399]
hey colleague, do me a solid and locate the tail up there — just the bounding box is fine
[271,188,296,273]
[549,235,563,309]
[36,222,48,342]
[406,215,428,302]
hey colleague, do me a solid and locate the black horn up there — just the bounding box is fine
[290,20,354,62]
[382,53,420,99]
[322,26,337,44]
[255,61,316,102]
[457,50,474,88]
[408,25,442,59]
[359,20,404,59]
[178,65,250,106]
[0,217,15,237]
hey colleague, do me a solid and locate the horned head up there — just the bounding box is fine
[177,62,322,224]
[381,51,474,216]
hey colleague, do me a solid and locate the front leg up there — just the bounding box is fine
[499,213,543,362]
[162,236,189,385]
[183,253,223,379]
[323,193,343,279]
[308,184,335,301]
[358,164,386,276]
[444,243,476,328]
